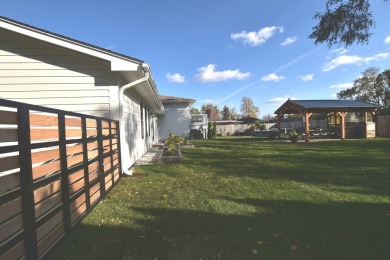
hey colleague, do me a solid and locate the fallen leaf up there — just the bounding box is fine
[252,250,258,255]
[257,241,264,246]
[290,245,297,250]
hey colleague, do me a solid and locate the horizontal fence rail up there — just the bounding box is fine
[0,98,121,259]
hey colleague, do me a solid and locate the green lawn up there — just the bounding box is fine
[49,138,390,259]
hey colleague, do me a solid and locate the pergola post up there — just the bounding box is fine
[304,112,312,142]
[339,112,347,140]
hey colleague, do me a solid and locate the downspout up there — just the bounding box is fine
[119,63,150,175]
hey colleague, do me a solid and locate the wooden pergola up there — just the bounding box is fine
[274,99,379,142]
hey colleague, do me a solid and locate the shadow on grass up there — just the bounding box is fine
[48,199,390,259]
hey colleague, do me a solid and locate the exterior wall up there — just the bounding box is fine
[0,27,115,118]
[158,102,191,140]
[0,27,158,169]
[121,88,157,168]
[216,122,247,136]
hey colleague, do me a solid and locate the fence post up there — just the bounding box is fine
[58,113,71,234]
[81,117,91,211]
[18,107,38,260]
[116,121,122,176]
[97,120,105,198]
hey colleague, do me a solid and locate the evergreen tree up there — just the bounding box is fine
[207,121,213,139]
[212,121,217,139]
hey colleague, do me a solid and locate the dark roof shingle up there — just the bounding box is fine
[275,99,379,114]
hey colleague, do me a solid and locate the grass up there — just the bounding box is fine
[48,137,390,259]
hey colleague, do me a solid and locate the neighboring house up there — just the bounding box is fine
[190,114,208,139]
[215,120,247,136]
[0,16,165,174]
[158,95,195,140]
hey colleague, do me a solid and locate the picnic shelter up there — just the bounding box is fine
[274,99,379,142]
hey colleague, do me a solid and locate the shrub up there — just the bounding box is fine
[208,121,213,139]
[165,133,184,155]
[289,130,299,143]
[212,121,217,139]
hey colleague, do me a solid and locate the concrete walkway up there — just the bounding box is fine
[133,146,163,166]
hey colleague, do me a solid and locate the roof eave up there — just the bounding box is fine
[274,99,306,115]
[0,16,142,71]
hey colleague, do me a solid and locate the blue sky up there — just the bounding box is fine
[1,0,390,117]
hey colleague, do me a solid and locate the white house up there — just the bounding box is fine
[0,16,165,174]
[158,95,195,140]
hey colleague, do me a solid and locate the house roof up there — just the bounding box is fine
[160,95,196,104]
[0,16,165,115]
[275,99,379,114]
[0,16,143,71]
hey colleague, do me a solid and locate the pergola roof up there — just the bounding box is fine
[275,99,379,115]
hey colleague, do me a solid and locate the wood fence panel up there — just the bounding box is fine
[0,155,19,173]
[0,110,17,124]
[0,129,18,142]
[0,240,25,260]
[70,194,87,225]
[0,98,121,259]
[31,148,60,164]
[0,172,20,194]
[377,115,390,137]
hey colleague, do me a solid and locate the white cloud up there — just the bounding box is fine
[299,74,314,81]
[280,36,297,46]
[193,64,251,83]
[331,48,348,55]
[266,97,296,104]
[231,26,284,46]
[385,36,390,44]
[322,53,390,71]
[322,55,362,71]
[200,99,218,104]
[363,53,390,62]
[331,93,338,98]
[261,73,285,82]
[166,73,186,83]
[329,82,353,89]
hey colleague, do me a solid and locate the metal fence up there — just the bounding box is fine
[0,98,121,259]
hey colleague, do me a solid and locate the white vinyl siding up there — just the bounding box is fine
[158,103,191,140]
[0,28,114,117]
[121,89,154,167]
[0,26,159,169]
